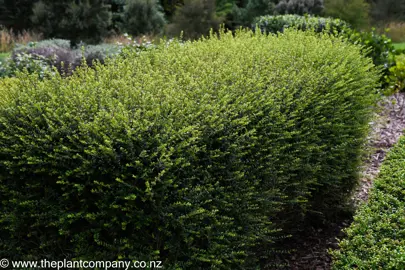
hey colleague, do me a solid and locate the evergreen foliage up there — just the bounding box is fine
[331,136,405,269]
[231,0,275,27]
[0,29,379,267]
[167,0,224,39]
[31,0,112,46]
[370,0,405,23]
[0,0,38,32]
[254,15,394,81]
[122,0,166,36]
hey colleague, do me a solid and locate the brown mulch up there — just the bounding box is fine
[271,92,405,270]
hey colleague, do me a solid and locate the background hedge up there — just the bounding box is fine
[331,136,405,269]
[0,29,379,268]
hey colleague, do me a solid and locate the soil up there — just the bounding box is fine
[270,92,405,270]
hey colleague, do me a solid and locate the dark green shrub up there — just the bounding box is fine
[166,0,224,40]
[0,29,379,268]
[371,0,405,23]
[331,136,405,269]
[230,0,275,27]
[346,28,395,74]
[31,0,112,46]
[0,0,38,32]
[122,0,166,36]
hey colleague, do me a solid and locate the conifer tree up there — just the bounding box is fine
[0,0,38,31]
[122,0,166,36]
[31,0,112,46]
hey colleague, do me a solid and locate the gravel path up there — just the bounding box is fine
[272,92,405,270]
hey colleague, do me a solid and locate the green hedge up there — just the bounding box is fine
[254,15,395,79]
[332,136,405,269]
[0,29,380,268]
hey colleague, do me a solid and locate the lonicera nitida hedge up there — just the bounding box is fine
[332,136,405,269]
[0,29,380,268]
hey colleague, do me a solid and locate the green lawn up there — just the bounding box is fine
[393,43,405,50]
[0,52,10,63]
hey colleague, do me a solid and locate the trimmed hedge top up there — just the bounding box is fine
[332,136,405,269]
[0,29,380,268]
[254,14,395,82]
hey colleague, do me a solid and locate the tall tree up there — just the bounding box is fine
[167,0,224,39]
[122,0,166,36]
[31,0,112,46]
[369,0,405,23]
[0,0,38,32]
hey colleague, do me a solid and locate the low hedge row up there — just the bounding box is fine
[0,29,380,268]
[332,136,405,269]
[254,15,395,80]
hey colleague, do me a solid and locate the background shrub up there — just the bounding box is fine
[323,0,370,30]
[2,40,122,76]
[331,136,405,269]
[0,51,54,78]
[31,0,112,47]
[166,0,224,40]
[0,29,379,268]
[370,0,405,24]
[122,0,166,37]
[229,0,275,27]
[275,0,324,16]
[0,0,37,32]
[385,54,405,93]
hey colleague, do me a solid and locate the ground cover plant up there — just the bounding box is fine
[0,29,380,268]
[331,135,405,269]
[393,42,405,51]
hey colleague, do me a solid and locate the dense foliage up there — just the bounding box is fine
[254,15,395,81]
[31,0,112,46]
[0,0,38,32]
[370,0,405,23]
[385,54,405,93]
[331,136,405,269]
[167,0,224,39]
[0,29,380,267]
[254,14,349,33]
[122,0,166,36]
